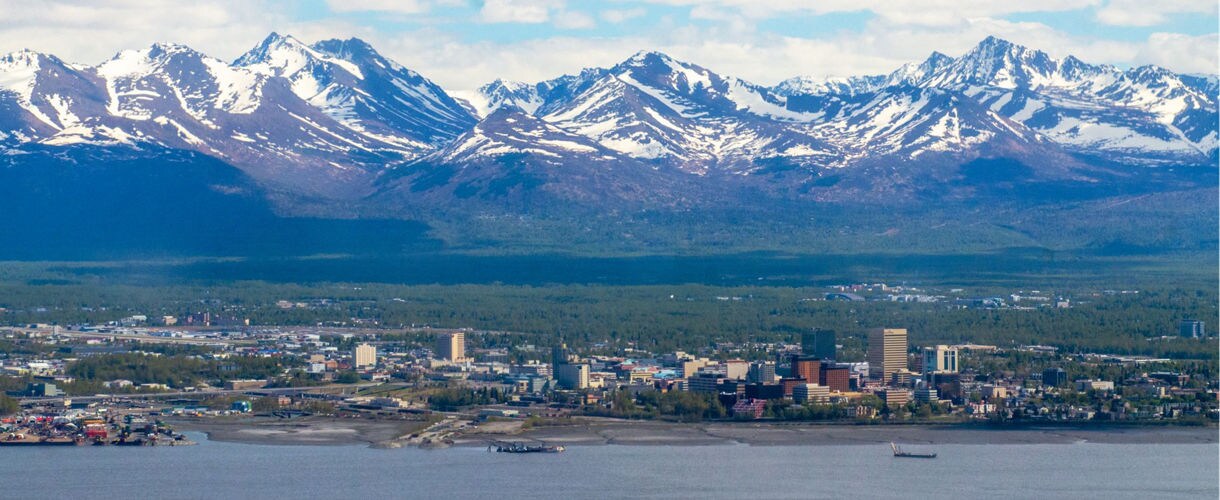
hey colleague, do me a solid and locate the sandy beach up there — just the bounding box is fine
[171,416,431,446]
[171,416,1218,448]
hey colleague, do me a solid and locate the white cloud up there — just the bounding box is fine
[601,8,647,24]
[0,0,292,64]
[554,10,596,30]
[0,0,1213,95]
[478,0,560,24]
[631,0,1104,25]
[1136,32,1219,73]
[324,0,430,15]
[1096,0,1217,27]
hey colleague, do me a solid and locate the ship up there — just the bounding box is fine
[891,442,937,458]
[489,441,565,453]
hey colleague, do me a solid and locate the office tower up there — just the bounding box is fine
[791,355,821,383]
[922,345,959,374]
[556,363,590,389]
[1179,320,1205,339]
[552,343,571,366]
[747,361,776,384]
[1042,367,1068,387]
[801,329,837,360]
[819,365,850,392]
[868,328,908,382]
[436,331,465,361]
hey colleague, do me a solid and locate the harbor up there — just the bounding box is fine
[2,412,195,447]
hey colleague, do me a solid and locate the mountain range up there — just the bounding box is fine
[0,34,1215,256]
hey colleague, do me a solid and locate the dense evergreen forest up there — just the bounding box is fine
[0,277,1214,359]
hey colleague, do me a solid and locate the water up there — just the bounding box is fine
[1,435,1215,499]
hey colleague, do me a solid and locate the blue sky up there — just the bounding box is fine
[0,0,1215,91]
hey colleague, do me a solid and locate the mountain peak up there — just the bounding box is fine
[146,42,197,58]
[624,50,677,66]
[976,35,1014,49]
[233,32,312,67]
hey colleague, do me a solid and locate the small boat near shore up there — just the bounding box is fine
[891,442,937,458]
[489,441,565,453]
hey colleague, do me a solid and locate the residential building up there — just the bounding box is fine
[353,343,377,368]
[731,399,767,419]
[868,328,908,382]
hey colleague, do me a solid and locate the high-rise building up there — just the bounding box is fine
[1180,320,1205,339]
[1042,367,1068,387]
[922,345,958,374]
[723,360,750,380]
[747,361,777,384]
[556,363,590,390]
[791,355,821,383]
[436,331,466,361]
[353,343,377,368]
[802,329,837,360]
[552,343,571,366]
[868,328,908,382]
[819,365,851,392]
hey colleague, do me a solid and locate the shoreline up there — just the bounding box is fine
[170,416,1219,448]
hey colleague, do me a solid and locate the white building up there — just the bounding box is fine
[353,343,377,368]
[922,345,959,374]
[793,383,830,403]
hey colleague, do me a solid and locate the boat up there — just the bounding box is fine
[891,442,936,458]
[489,441,565,453]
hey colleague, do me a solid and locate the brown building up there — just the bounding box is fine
[780,377,805,397]
[878,389,911,408]
[791,355,821,383]
[820,365,851,392]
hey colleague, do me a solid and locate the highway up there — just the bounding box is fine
[19,382,388,406]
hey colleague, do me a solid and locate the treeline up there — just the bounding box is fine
[593,390,726,422]
[428,387,510,411]
[2,281,1216,359]
[66,353,286,388]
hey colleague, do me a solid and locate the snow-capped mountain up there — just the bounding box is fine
[0,34,1215,207]
[235,33,475,152]
[772,36,1216,164]
[0,35,473,197]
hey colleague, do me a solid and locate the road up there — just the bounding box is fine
[19,382,388,406]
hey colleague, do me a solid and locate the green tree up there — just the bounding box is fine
[0,394,18,416]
